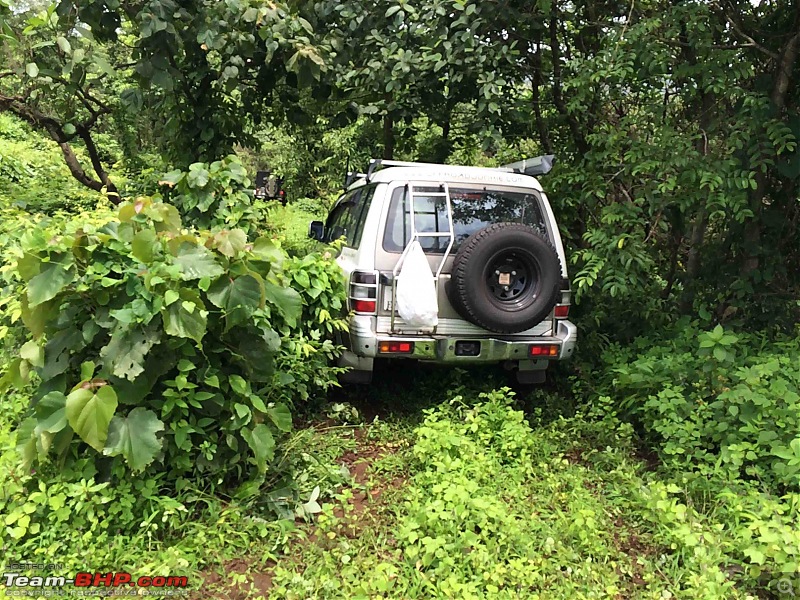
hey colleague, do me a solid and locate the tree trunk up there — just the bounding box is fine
[382,112,394,160]
[740,30,800,276]
[549,11,588,155]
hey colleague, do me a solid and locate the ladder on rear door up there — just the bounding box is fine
[390,182,455,333]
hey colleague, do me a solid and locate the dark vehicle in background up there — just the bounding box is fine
[254,170,287,205]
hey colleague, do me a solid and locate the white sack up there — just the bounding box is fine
[396,240,439,328]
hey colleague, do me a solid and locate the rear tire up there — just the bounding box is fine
[447,223,562,334]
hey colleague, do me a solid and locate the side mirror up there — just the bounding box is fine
[308,220,324,241]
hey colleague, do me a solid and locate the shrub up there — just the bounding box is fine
[158,154,270,232]
[4,197,348,488]
[610,324,800,490]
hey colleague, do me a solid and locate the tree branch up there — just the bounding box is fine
[715,1,780,60]
[549,9,589,155]
[0,94,119,202]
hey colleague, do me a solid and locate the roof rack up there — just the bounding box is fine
[343,155,556,190]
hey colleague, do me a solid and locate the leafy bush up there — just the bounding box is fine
[158,154,271,232]
[608,323,800,490]
[5,198,347,488]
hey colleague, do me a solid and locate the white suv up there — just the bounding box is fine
[308,157,577,384]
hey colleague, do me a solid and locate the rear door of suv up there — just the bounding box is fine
[373,180,556,335]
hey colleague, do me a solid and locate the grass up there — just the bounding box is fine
[194,368,767,600]
[0,357,780,600]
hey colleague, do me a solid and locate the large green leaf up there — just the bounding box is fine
[20,340,43,368]
[131,228,158,264]
[213,229,247,258]
[34,391,68,434]
[174,243,224,280]
[161,289,207,343]
[263,280,303,327]
[103,407,164,472]
[267,403,292,432]
[250,237,284,266]
[241,424,275,474]
[16,417,37,470]
[207,274,262,328]
[27,263,73,307]
[236,327,279,382]
[20,295,54,339]
[100,325,160,381]
[66,384,118,451]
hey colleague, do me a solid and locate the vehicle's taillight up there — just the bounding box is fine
[349,270,378,314]
[530,344,559,356]
[554,305,569,318]
[378,341,414,354]
[352,299,376,312]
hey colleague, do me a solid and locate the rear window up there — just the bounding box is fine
[382,185,547,253]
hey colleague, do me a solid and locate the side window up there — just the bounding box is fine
[324,185,376,248]
[325,189,362,243]
[350,186,376,248]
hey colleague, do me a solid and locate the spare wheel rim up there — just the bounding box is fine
[483,248,542,311]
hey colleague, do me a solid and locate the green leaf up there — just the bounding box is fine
[25,62,38,77]
[186,163,210,187]
[16,417,37,470]
[250,237,284,266]
[0,358,29,391]
[20,340,43,368]
[132,229,158,263]
[263,280,303,326]
[249,394,267,412]
[229,374,248,395]
[161,289,207,343]
[242,424,275,474]
[293,270,310,289]
[66,385,118,451]
[99,325,160,381]
[92,54,114,75]
[20,295,53,339]
[34,391,68,433]
[103,407,164,472]
[174,243,225,280]
[207,274,263,328]
[27,263,74,307]
[164,290,179,306]
[234,402,251,420]
[213,229,247,258]
[243,6,259,21]
[80,361,95,380]
[56,36,71,54]
[267,403,292,432]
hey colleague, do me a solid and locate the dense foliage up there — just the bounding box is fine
[5,197,346,482]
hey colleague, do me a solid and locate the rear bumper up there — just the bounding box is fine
[344,316,577,363]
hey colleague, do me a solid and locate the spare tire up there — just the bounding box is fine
[447,223,562,334]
